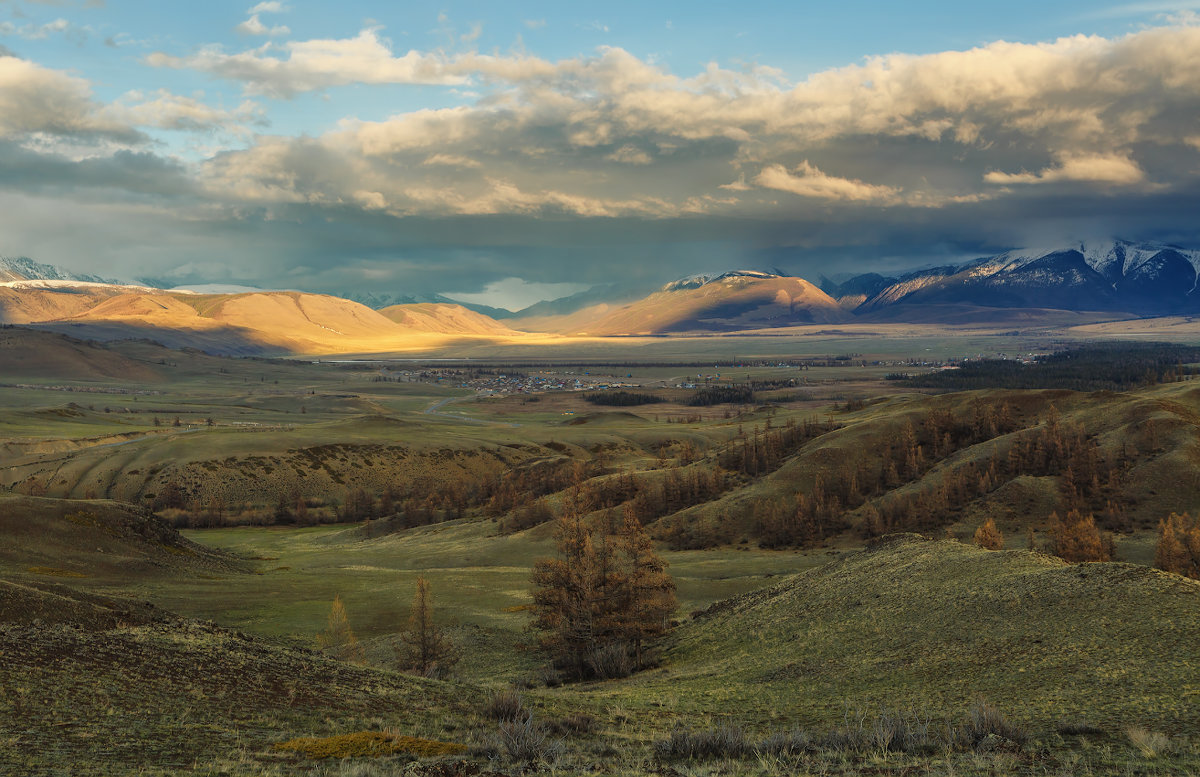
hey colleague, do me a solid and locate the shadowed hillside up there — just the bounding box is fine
[0,328,164,382]
[516,273,849,335]
[0,588,477,775]
[0,496,245,580]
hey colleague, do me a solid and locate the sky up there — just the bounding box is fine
[3,1,1200,309]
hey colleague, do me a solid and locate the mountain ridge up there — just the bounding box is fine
[5,238,1199,348]
[834,239,1200,316]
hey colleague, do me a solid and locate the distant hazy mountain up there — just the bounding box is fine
[510,280,658,319]
[342,290,515,319]
[0,257,126,285]
[829,239,1200,316]
[818,272,895,310]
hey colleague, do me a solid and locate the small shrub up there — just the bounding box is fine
[962,700,1028,749]
[497,716,564,764]
[585,642,634,680]
[590,741,621,760]
[756,728,812,757]
[536,665,562,688]
[483,688,525,722]
[548,713,597,736]
[1126,726,1172,759]
[653,724,750,761]
[870,708,933,753]
[1056,720,1105,737]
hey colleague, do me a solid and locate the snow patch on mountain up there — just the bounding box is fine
[661,269,787,292]
[0,279,161,292]
[0,257,128,286]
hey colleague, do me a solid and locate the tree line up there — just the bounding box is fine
[904,343,1200,392]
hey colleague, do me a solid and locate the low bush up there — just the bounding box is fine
[1126,726,1173,759]
[483,688,525,722]
[496,716,564,764]
[584,642,634,680]
[1056,720,1105,737]
[548,713,597,736]
[536,665,562,688]
[961,700,1028,749]
[756,728,812,756]
[653,724,751,761]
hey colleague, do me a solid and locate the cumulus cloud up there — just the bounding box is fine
[0,55,140,143]
[984,153,1148,185]
[148,28,468,97]
[106,89,265,134]
[754,161,902,203]
[235,14,290,37]
[161,22,1200,230]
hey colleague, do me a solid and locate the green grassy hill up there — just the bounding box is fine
[607,535,1200,735]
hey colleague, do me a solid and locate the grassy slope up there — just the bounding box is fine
[657,382,1200,543]
[3,501,1199,775]
[0,495,243,580]
[599,535,1200,735]
[0,603,479,776]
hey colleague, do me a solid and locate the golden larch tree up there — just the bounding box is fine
[973,517,1005,550]
[531,505,676,680]
[615,505,677,668]
[1048,509,1113,563]
[1155,512,1200,579]
[317,594,365,664]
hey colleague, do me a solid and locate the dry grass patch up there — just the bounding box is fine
[273,731,467,759]
[1126,726,1173,759]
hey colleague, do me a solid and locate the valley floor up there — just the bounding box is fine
[3,331,1200,774]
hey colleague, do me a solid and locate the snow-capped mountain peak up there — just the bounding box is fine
[0,257,128,286]
[661,269,787,292]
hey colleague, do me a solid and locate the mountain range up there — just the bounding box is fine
[2,239,1197,354]
[823,239,1200,317]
